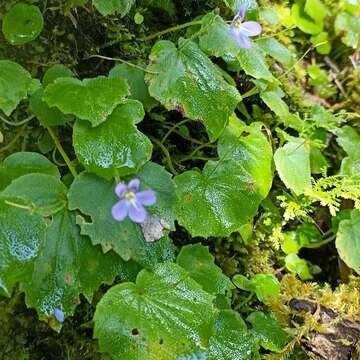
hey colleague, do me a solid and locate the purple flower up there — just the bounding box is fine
[111,179,156,223]
[54,308,64,323]
[228,4,262,48]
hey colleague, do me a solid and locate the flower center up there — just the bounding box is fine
[234,17,242,27]
[124,190,135,201]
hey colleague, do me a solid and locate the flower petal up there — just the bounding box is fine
[115,183,127,198]
[129,202,147,223]
[128,178,140,191]
[112,200,129,221]
[236,4,247,22]
[229,27,252,48]
[54,308,64,323]
[238,21,262,37]
[136,190,156,206]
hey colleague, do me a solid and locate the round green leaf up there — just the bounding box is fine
[109,64,158,110]
[208,310,257,360]
[0,151,59,191]
[218,117,273,198]
[291,1,323,34]
[247,311,290,352]
[94,263,215,360]
[73,100,152,179]
[2,3,44,45]
[146,39,241,141]
[284,253,312,280]
[67,163,177,264]
[0,60,36,115]
[29,88,69,127]
[175,160,264,237]
[175,118,272,237]
[177,244,234,296]
[336,210,360,274]
[23,209,138,329]
[274,137,312,195]
[2,173,67,216]
[0,196,46,296]
[43,76,129,127]
[92,0,134,17]
[42,64,74,87]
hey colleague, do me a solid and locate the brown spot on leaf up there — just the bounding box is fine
[65,273,73,284]
[241,131,250,137]
[176,104,185,117]
[184,193,192,203]
[246,183,255,192]
[132,328,140,336]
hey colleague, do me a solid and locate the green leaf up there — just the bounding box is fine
[260,90,290,119]
[217,117,273,198]
[109,64,158,110]
[175,117,272,237]
[73,100,152,179]
[274,137,312,195]
[0,60,36,115]
[0,152,59,191]
[42,64,74,87]
[291,1,323,34]
[2,173,67,216]
[208,310,257,360]
[94,263,215,360]
[23,209,137,328]
[0,196,46,296]
[247,311,290,352]
[226,0,258,14]
[29,88,69,127]
[198,13,240,58]
[257,38,294,68]
[146,39,241,141]
[2,3,44,45]
[177,244,234,296]
[304,0,327,25]
[260,90,303,131]
[232,274,280,303]
[336,210,360,274]
[310,32,331,55]
[175,160,264,237]
[236,45,274,81]
[334,125,360,178]
[92,0,134,16]
[335,11,360,48]
[285,253,312,280]
[67,163,177,263]
[43,76,129,127]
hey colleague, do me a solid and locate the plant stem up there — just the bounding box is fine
[179,143,214,162]
[87,54,158,74]
[160,118,190,144]
[241,87,259,99]
[0,114,34,126]
[302,235,336,249]
[150,136,178,175]
[46,126,78,178]
[139,20,203,42]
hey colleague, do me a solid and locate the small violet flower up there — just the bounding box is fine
[54,308,64,323]
[228,5,262,49]
[111,179,156,224]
